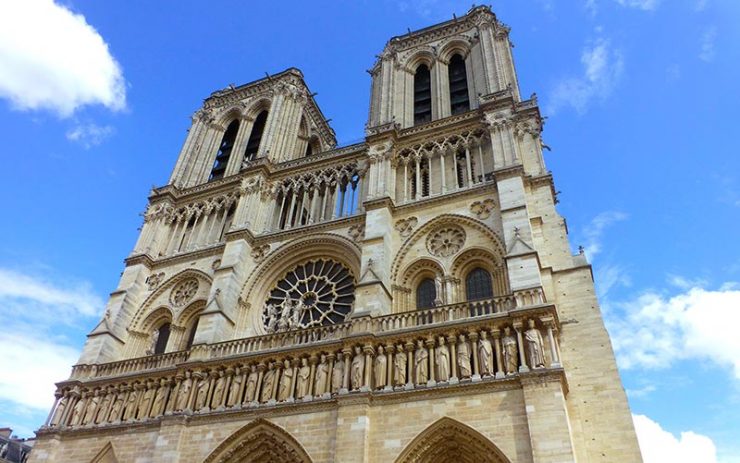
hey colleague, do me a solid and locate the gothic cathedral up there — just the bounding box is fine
[31,6,642,463]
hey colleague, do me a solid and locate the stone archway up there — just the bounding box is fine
[395,417,511,463]
[203,419,313,463]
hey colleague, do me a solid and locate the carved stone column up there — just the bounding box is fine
[492,328,505,379]
[341,349,352,393]
[385,344,395,391]
[425,338,436,386]
[447,335,458,383]
[514,321,530,372]
[543,318,562,367]
[470,331,481,381]
[362,345,374,392]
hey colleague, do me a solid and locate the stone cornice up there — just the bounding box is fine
[394,182,497,213]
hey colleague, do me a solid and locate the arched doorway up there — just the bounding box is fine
[203,419,312,463]
[395,417,511,463]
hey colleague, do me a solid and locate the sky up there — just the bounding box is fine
[0,0,738,461]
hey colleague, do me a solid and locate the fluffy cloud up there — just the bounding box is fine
[606,282,740,379]
[547,37,624,114]
[699,26,717,62]
[634,414,717,463]
[0,267,102,411]
[66,122,115,149]
[582,211,628,260]
[0,0,126,117]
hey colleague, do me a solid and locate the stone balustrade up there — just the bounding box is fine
[47,301,559,432]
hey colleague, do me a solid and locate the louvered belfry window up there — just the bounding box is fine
[414,64,432,125]
[244,110,268,162]
[209,119,239,180]
[448,54,470,115]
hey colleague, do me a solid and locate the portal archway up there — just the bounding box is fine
[203,419,313,463]
[395,417,511,463]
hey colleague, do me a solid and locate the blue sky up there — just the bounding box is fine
[0,0,738,461]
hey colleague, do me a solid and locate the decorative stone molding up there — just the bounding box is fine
[250,244,271,263]
[170,278,199,307]
[395,217,418,237]
[426,226,466,258]
[145,272,165,291]
[348,224,365,241]
[470,199,496,219]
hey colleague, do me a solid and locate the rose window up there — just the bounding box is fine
[170,278,198,307]
[427,226,466,258]
[262,259,355,332]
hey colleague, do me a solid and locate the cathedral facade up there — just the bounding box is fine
[30,6,642,463]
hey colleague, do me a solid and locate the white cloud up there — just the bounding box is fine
[66,122,115,148]
[582,211,628,260]
[606,282,740,379]
[547,37,624,114]
[0,0,126,117]
[616,0,661,10]
[0,267,102,411]
[699,26,717,62]
[634,414,717,463]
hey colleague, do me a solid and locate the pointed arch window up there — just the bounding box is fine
[244,110,268,162]
[185,317,199,350]
[414,64,432,125]
[448,54,470,115]
[153,322,170,355]
[416,278,437,309]
[209,120,239,180]
[466,267,493,301]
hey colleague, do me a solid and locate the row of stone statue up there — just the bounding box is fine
[263,299,306,333]
[48,320,557,429]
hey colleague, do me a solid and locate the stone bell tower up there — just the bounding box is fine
[32,6,642,463]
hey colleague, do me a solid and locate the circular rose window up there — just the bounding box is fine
[170,278,198,307]
[426,226,466,258]
[262,259,355,332]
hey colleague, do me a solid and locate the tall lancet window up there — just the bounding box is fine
[209,119,239,180]
[416,278,437,309]
[414,64,432,125]
[448,54,470,115]
[244,110,268,162]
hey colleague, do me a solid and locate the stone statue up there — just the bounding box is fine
[478,331,494,376]
[82,393,99,425]
[50,396,67,426]
[107,393,123,422]
[436,337,450,382]
[194,374,210,410]
[291,300,305,329]
[245,365,259,403]
[415,340,428,384]
[260,363,276,403]
[265,303,278,333]
[297,358,311,398]
[137,385,155,418]
[314,354,329,395]
[95,392,112,424]
[277,300,294,332]
[350,346,364,390]
[123,389,139,421]
[146,328,160,356]
[70,396,86,425]
[175,372,192,411]
[394,345,407,386]
[226,369,243,407]
[211,371,226,408]
[434,276,444,306]
[150,380,168,417]
[457,335,472,378]
[278,360,294,401]
[502,327,518,374]
[331,356,344,393]
[525,319,546,368]
[374,346,387,389]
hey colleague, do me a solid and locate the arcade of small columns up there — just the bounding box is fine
[44,314,560,431]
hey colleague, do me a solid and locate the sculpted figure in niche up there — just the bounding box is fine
[175,371,193,411]
[227,368,243,407]
[107,393,123,422]
[137,384,155,419]
[277,300,293,332]
[502,327,518,374]
[291,301,305,329]
[50,396,67,427]
[351,346,365,390]
[436,337,450,382]
[123,388,139,421]
[146,328,160,356]
[194,374,210,410]
[211,371,226,408]
[374,346,387,389]
[82,392,99,425]
[525,319,546,368]
[394,345,407,386]
[150,380,168,417]
[415,340,429,384]
[297,358,311,398]
[95,391,112,424]
[70,395,86,425]
[457,335,472,379]
[245,365,259,402]
[265,303,278,333]
[331,356,344,393]
[278,360,294,401]
[260,363,276,403]
[314,354,329,395]
[478,331,494,376]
